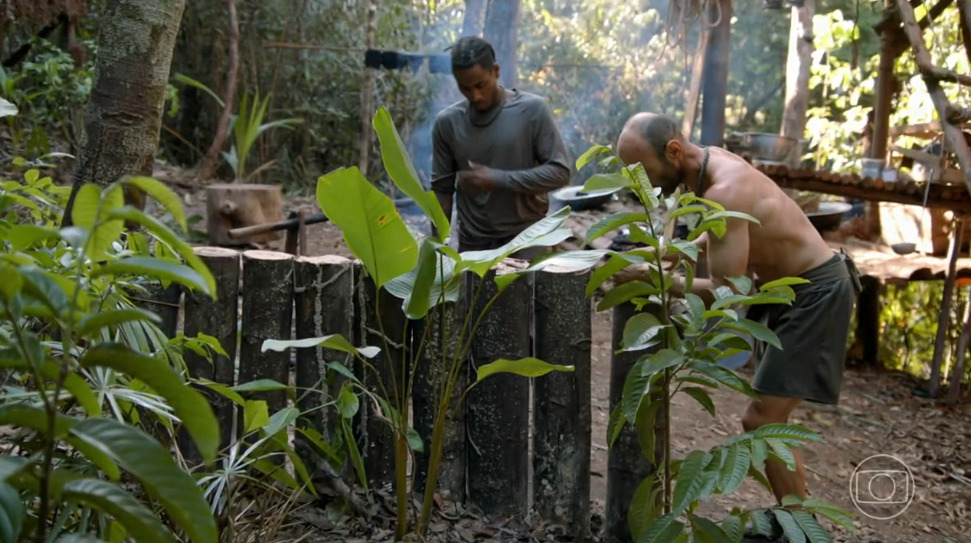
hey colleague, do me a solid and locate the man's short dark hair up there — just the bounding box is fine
[450,36,496,71]
[638,114,683,158]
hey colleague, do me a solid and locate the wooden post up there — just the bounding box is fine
[699,0,733,147]
[606,302,663,543]
[855,275,881,366]
[180,247,241,461]
[930,219,965,396]
[533,270,592,534]
[356,273,407,490]
[134,281,181,339]
[239,250,294,417]
[412,297,467,501]
[358,0,377,178]
[467,267,532,518]
[682,25,710,139]
[947,287,971,403]
[293,255,354,446]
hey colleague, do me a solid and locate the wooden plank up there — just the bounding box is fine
[606,302,663,543]
[412,296,467,501]
[180,246,240,462]
[293,255,354,452]
[533,269,592,533]
[356,273,407,491]
[467,268,532,518]
[239,250,294,417]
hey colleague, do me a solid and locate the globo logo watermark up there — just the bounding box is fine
[849,454,915,520]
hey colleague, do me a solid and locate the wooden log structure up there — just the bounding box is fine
[532,269,592,533]
[238,250,294,418]
[356,274,407,491]
[466,268,532,518]
[179,246,241,462]
[606,302,664,543]
[206,183,284,247]
[292,255,354,456]
[412,297,468,501]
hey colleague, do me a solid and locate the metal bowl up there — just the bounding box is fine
[551,186,620,211]
[742,133,798,162]
[805,201,853,232]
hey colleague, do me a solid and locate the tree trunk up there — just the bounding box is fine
[699,0,732,147]
[462,0,487,37]
[195,0,238,182]
[62,0,187,226]
[780,0,814,167]
[483,0,521,89]
[358,0,377,178]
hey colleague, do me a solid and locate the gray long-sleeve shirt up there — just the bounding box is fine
[431,89,571,250]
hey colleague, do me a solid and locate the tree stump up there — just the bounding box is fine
[206,183,284,247]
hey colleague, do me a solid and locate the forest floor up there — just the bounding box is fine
[167,174,971,543]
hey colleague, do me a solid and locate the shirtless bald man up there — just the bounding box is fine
[614,113,861,534]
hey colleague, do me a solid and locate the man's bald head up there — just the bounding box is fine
[617,113,686,194]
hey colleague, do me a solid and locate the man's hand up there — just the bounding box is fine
[457,161,500,193]
[612,260,678,286]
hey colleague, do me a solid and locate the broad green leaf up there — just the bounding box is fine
[77,308,161,337]
[721,514,744,542]
[721,318,781,350]
[244,400,270,433]
[677,374,720,388]
[668,239,700,261]
[0,265,22,302]
[803,499,857,532]
[708,210,761,225]
[688,514,734,543]
[0,483,23,543]
[385,237,456,319]
[748,464,773,491]
[8,224,57,251]
[89,185,125,259]
[582,172,630,192]
[684,293,706,330]
[672,450,711,517]
[750,439,768,470]
[640,349,684,378]
[91,257,212,295]
[634,400,663,465]
[172,73,225,107]
[0,456,29,482]
[597,281,660,311]
[19,267,69,317]
[583,212,649,244]
[726,275,754,295]
[262,406,300,437]
[747,509,775,537]
[316,167,417,288]
[773,510,807,543]
[687,361,756,396]
[80,344,219,462]
[67,420,216,543]
[476,357,574,382]
[606,404,625,447]
[407,426,424,453]
[232,379,290,393]
[61,478,176,543]
[682,387,716,417]
[0,404,74,437]
[70,183,101,230]
[575,144,612,170]
[767,438,797,470]
[106,207,216,295]
[792,510,833,543]
[586,254,634,296]
[124,176,187,231]
[669,204,710,220]
[262,334,380,359]
[65,434,122,480]
[621,313,667,352]
[751,424,822,444]
[458,208,573,276]
[628,476,662,540]
[759,277,811,290]
[341,418,367,491]
[337,384,359,419]
[717,443,750,495]
[373,107,450,240]
[636,513,684,543]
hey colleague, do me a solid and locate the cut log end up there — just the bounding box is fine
[242,249,295,261]
[296,254,354,266]
[193,246,241,258]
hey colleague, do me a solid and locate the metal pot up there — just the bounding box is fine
[550,186,619,211]
[741,133,798,162]
[805,201,853,232]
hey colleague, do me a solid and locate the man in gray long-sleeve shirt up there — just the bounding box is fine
[431,36,572,252]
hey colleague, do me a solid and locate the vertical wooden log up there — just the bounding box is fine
[855,275,881,366]
[533,270,592,533]
[607,302,663,543]
[699,0,733,147]
[356,273,407,490]
[136,281,181,338]
[947,287,971,404]
[930,220,965,396]
[412,296,468,501]
[239,250,294,417]
[180,247,241,461]
[467,267,532,518]
[293,255,354,446]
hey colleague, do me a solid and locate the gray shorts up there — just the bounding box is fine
[752,251,862,405]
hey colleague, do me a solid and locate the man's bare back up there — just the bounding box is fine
[701,147,834,283]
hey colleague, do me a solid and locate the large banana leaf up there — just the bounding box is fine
[384,237,460,319]
[457,206,574,277]
[315,167,418,288]
[373,107,450,241]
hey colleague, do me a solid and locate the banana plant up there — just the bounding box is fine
[575,144,858,542]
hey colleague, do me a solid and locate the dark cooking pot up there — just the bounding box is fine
[550,186,620,211]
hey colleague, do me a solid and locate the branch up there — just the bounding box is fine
[196,0,239,182]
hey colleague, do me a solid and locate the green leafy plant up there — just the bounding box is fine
[261,107,596,538]
[0,167,221,541]
[576,144,859,541]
